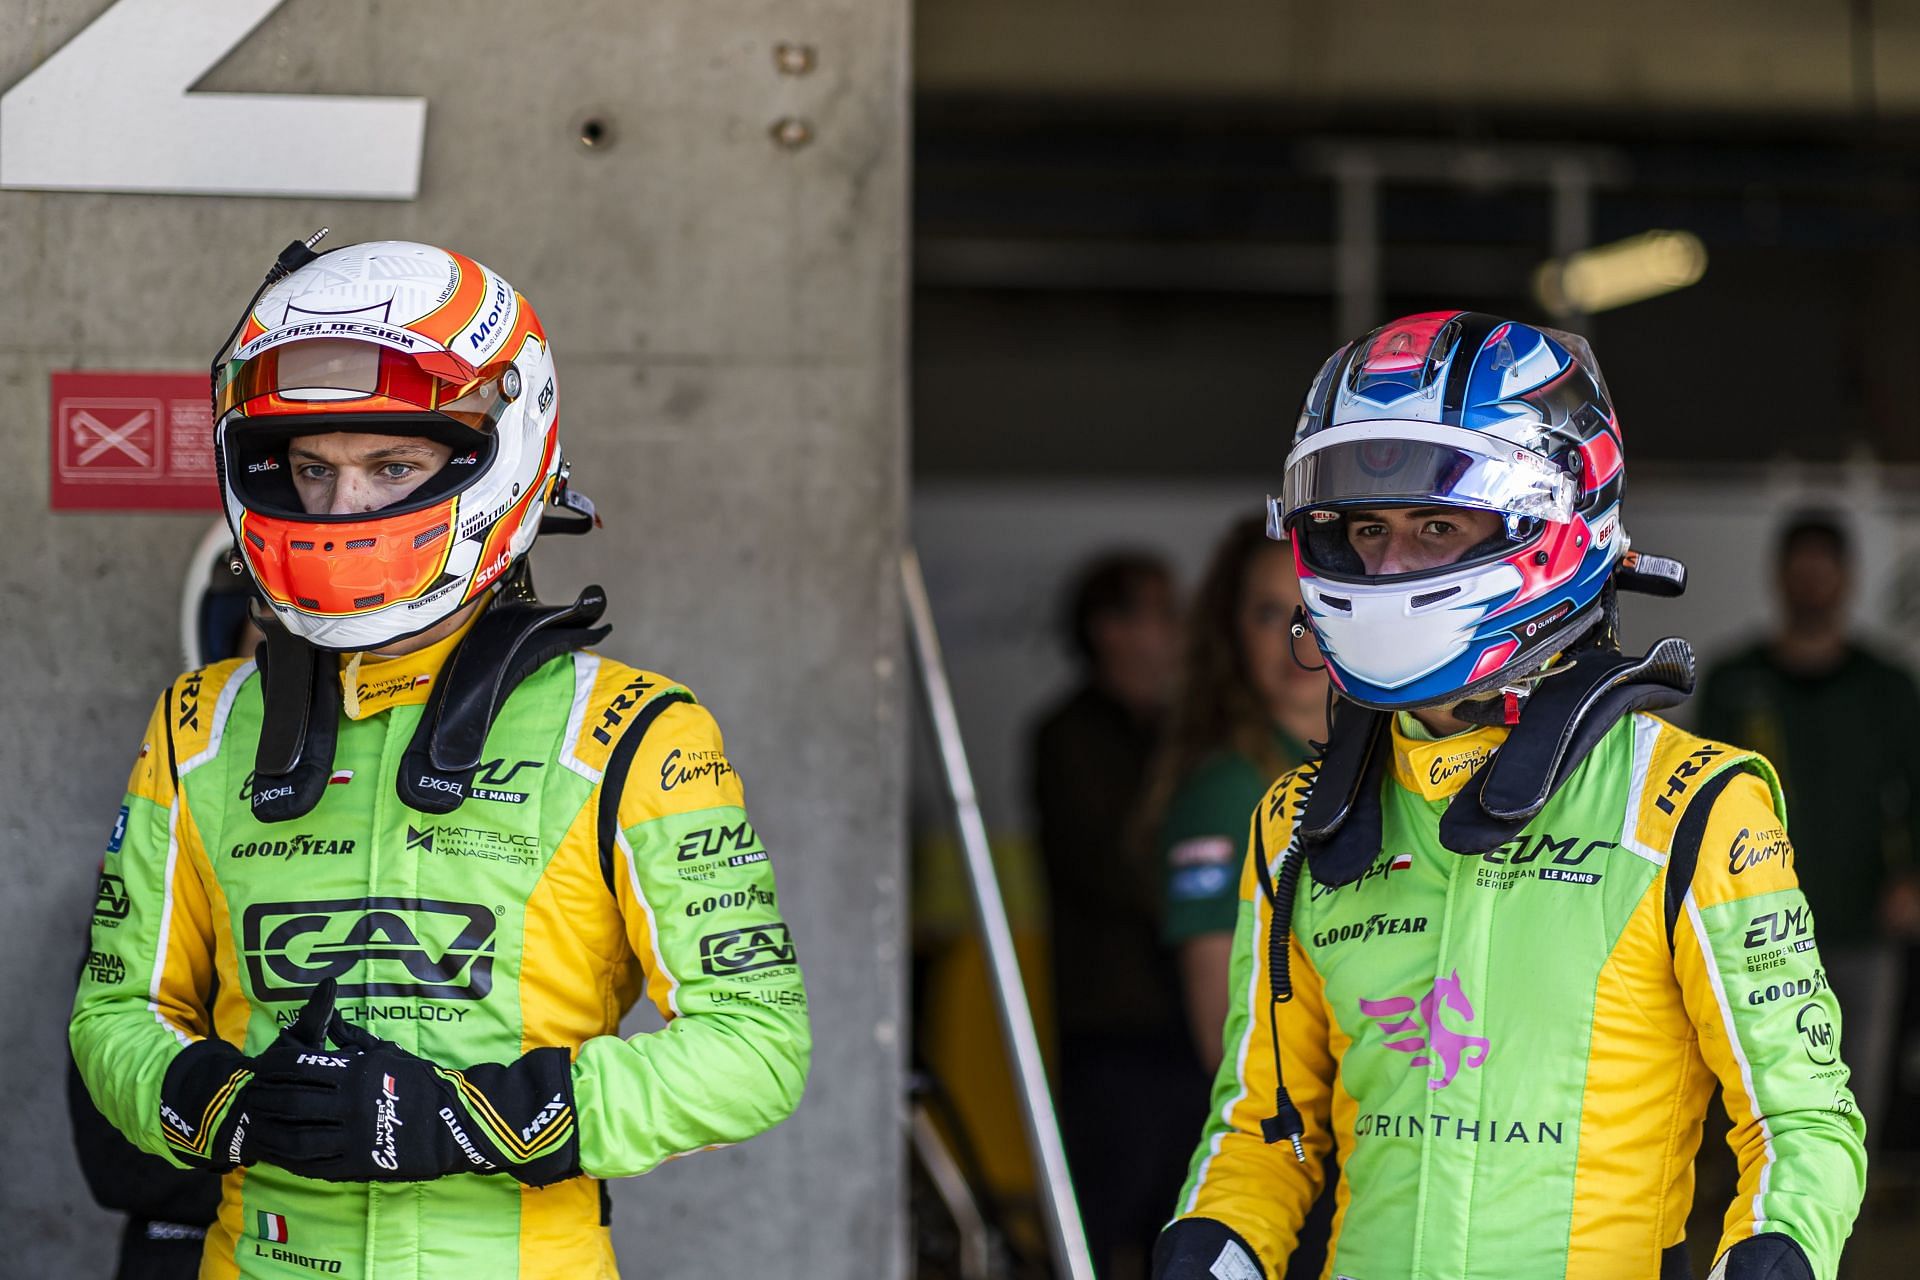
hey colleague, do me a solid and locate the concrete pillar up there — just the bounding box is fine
[0,2,907,1274]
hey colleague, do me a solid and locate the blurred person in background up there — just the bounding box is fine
[1144,515,1327,1075]
[1030,550,1193,1278]
[1154,313,1864,1280]
[1699,509,1920,1149]
[1140,514,1330,1280]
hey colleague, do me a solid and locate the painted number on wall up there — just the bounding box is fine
[0,0,424,198]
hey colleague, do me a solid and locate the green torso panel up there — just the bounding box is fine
[1296,721,1647,1277]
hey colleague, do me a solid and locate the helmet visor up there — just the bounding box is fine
[1281,421,1576,526]
[215,338,516,436]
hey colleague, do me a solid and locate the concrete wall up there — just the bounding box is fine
[0,1,907,1275]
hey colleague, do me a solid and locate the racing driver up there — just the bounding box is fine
[70,236,809,1279]
[1152,313,1865,1280]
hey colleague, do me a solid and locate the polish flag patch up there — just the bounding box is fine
[258,1211,288,1243]
[328,770,354,786]
[413,674,431,689]
[1387,853,1414,875]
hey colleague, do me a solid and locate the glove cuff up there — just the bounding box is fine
[450,1047,581,1187]
[1152,1217,1267,1280]
[1710,1232,1814,1280]
[159,1037,254,1169]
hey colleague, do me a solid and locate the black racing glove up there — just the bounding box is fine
[155,981,339,1170]
[1152,1217,1268,1280]
[240,980,581,1187]
[1709,1232,1814,1280]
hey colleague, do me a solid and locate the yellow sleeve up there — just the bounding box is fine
[1672,767,1866,1278]
[1169,774,1335,1269]
[69,683,222,1163]
[572,690,811,1178]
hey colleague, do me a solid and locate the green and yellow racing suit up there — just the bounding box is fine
[71,621,809,1279]
[1171,712,1865,1279]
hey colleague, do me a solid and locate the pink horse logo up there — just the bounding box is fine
[1358,970,1491,1090]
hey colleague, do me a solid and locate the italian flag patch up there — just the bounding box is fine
[258,1211,288,1244]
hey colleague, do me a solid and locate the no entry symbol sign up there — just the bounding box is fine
[49,371,220,511]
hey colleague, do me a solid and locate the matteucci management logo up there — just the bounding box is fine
[240,897,497,1001]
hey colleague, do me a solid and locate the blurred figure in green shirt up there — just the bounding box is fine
[1699,508,1920,1146]
[1145,515,1327,1072]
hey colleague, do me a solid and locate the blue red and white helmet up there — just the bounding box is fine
[1270,311,1628,710]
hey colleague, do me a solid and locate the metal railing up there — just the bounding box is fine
[901,548,1095,1280]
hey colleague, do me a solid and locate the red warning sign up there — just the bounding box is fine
[50,371,220,512]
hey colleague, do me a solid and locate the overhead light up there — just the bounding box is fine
[1533,230,1707,316]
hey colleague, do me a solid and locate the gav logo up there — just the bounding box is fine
[698,923,797,977]
[240,897,496,1001]
[1359,970,1491,1091]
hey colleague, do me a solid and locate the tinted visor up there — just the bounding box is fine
[217,339,507,520]
[1281,422,1575,526]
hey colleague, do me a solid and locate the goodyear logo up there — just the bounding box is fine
[240,897,496,1001]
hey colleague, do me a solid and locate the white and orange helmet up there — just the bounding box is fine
[213,239,563,651]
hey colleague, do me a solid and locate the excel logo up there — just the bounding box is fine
[240,897,496,1001]
[699,923,797,977]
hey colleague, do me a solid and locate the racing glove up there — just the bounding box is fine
[1708,1233,1814,1280]
[1152,1218,1268,1280]
[240,980,581,1186]
[155,980,339,1170]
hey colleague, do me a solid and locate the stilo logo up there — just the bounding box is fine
[1359,970,1491,1091]
[246,457,281,473]
[240,897,496,1001]
[450,451,480,465]
[475,549,511,587]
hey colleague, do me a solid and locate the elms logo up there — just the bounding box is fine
[240,897,496,1001]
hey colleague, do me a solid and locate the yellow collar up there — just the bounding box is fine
[1389,714,1508,801]
[338,610,485,720]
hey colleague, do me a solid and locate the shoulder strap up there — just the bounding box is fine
[1664,764,1743,949]
[398,584,611,814]
[596,691,696,893]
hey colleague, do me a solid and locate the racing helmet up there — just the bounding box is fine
[213,239,563,651]
[1270,311,1628,710]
